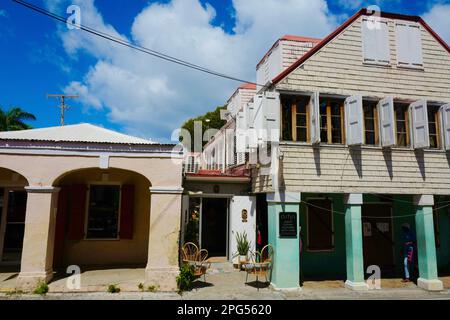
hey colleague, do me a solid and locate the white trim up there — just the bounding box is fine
[184,176,250,183]
[267,192,301,204]
[0,148,181,158]
[25,186,60,194]
[187,192,235,199]
[413,194,434,206]
[344,193,363,205]
[150,187,184,195]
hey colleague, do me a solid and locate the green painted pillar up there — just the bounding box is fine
[267,192,301,290]
[344,194,368,291]
[414,195,443,291]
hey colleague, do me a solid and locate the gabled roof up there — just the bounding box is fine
[256,34,322,69]
[227,82,257,104]
[272,8,450,85]
[0,123,157,145]
[238,83,257,90]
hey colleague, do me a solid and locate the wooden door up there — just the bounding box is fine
[362,204,395,270]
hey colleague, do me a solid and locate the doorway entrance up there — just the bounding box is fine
[0,189,27,263]
[201,198,228,257]
[362,203,395,273]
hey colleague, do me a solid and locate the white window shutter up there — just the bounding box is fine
[246,102,255,129]
[396,22,423,67]
[236,112,247,152]
[409,100,430,149]
[362,18,390,65]
[378,96,396,147]
[252,94,264,133]
[309,92,320,144]
[262,92,280,143]
[345,95,364,146]
[440,104,450,151]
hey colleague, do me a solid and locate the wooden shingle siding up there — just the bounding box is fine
[282,41,316,69]
[276,17,450,102]
[265,143,450,195]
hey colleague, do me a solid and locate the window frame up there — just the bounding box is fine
[320,99,345,145]
[84,182,122,241]
[306,198,335,252]
[393,103,411,148]
[362,101,380,146]
[291,99,310,143]
[428,104,442,149]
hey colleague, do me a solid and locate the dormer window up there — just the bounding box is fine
[361,18,390,66]
[395,21,423,68]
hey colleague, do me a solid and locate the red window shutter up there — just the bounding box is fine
[54,186,69,267]
[68,184,88,241]
[119,185,135,239]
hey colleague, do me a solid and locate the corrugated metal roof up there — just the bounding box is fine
[0,123,157,145]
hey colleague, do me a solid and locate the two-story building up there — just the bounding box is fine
[184,8,450,291]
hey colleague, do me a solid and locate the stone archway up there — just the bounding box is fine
[52,167,152,270]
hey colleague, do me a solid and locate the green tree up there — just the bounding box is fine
[181,106,226,151]
[0,107,36,131]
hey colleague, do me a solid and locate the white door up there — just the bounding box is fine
[229,196,256,264]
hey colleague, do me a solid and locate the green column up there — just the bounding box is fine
[414,195,443,291]
[344,194,368,291]
[267,192,301,290]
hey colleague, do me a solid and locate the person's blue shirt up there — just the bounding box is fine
[403,230,416,258]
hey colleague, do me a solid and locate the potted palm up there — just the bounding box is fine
[235,231,251,264]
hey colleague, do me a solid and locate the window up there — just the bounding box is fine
[362,18,390,65]
[320,99,345,144]
[395,22,423,68]
[281,96,309,142]
[428,105,441,149]
[281,98,293,141]
[294,100,308,142]
[307,199,334,251]
[394,103,410,147]
[86,185,120,239]
[363,101,379,145]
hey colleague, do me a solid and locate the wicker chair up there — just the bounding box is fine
[181,243,210,283]
[243,244,274,290]
[181,242,199,263]
[194,249,211,282]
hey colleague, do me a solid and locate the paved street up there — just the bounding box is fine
[0,263,449,300]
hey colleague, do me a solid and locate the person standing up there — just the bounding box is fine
[401,223,416,282]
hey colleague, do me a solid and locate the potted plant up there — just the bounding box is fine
[235,231,251,264]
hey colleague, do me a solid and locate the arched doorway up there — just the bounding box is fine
[52,168,151,270]
[0,167,29,265]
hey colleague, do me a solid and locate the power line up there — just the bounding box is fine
[12,0,262,87]
[303,200,450,219]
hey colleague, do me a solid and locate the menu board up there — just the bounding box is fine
[279,212,297,238]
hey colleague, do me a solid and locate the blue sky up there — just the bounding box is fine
[0,0,449,142]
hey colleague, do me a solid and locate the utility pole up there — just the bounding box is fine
[47,94,79,126]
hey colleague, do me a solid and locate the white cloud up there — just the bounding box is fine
[335,0,364,10]
[422,3,450,45]
[48,0,337,141]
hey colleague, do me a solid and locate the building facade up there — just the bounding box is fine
[184,9,450,291]
[0,124,183,291]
